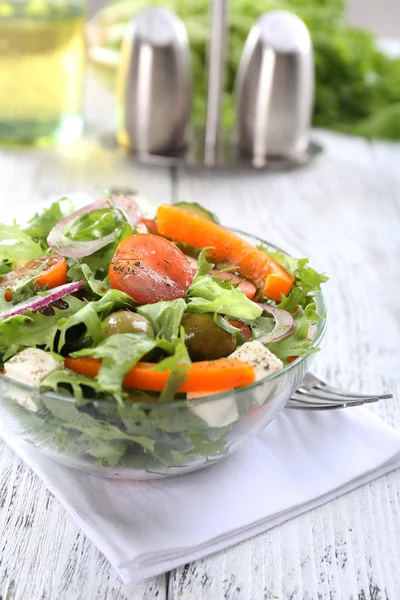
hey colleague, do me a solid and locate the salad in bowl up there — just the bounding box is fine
[0,195,327,478]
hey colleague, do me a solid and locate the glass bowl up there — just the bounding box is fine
[0,231,326,479]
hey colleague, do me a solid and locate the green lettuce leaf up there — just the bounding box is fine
[71,332,157,401]
[153,331,191,402]
[0,222,44,263]
[137,298,186,341]
[194,248,214,278]
[266,306,319,362]
[23,198,73,246]
[66,207,127,242]
[68,262,111,297]
[0,261,12,276]
[0,295,84,360]
[40,368,106,403]
[187,275,262,320]
[57,288,135,351]
[260,246,328,309]
[249,315,275,341]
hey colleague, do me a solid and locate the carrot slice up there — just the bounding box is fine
[65,357,255,393]
[0,255,67,301]
[156,204,293,301]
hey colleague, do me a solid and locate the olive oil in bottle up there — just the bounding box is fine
[0,1,85,146]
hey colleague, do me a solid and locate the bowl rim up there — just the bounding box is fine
[0,228,327,411]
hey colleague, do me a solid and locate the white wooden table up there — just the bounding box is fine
[0,76,399,599]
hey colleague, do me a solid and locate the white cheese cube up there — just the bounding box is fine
[229,341,283,381]
[188,393,239,428]
[4,348,64,412]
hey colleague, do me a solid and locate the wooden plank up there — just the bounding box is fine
[169,130,400,599]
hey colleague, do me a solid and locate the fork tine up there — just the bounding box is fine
[291,395,378,407]
[286,402,348,411]
[298,373,393,400]
[313,385,392,400]
[294,388,383,403]
[287,396,380,410]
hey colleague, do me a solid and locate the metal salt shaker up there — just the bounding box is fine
[115,8,191,155]
[236,11,314,165]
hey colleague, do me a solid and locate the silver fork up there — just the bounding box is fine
[287,372,393,410]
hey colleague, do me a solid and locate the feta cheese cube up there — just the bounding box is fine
[4,348,64,411]
[229,341,283,381]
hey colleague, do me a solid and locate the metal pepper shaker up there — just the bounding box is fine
[115,8,192,155]
[236,10,314,165]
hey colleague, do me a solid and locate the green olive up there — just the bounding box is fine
[102,311,155,338]
[182,313,237,361]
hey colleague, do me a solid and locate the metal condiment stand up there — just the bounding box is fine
[115,0,321,170]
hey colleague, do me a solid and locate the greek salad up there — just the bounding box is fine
[0,196,328,470]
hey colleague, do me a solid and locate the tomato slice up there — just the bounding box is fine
[211,270,257,300]
[109,234,193,304]
[0,255,67,300]
[140,217,158,234]
[228,319,252,341]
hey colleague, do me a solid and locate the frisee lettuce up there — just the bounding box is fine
[41,369,107,403]
[23,198,73,247]
[66,207,127,242]
[71,332,158,401]
[67,262,111,298]
[0,295,84,360]
[137,298,186,341]
[266,306,319,362]
[153,332,191,402]
[0,222,44,263]
[187,276,262,320]
[57,289,135,351]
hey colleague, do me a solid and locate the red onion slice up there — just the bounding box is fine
[256,303,294,344]
[47,196,142,259]
[0,280,84,320]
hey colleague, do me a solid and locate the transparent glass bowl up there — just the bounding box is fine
[0,232,326,479]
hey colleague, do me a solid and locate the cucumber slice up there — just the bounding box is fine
[174,202,219,224]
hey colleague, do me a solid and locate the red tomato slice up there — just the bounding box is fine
[211,270,257,300]
[140,217,158,234]
[109,234,193,303]
[228,319,252,341]
[0,255,67,301]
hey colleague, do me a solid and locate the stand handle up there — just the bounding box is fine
[204,0,228,165]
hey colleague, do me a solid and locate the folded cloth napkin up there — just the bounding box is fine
[2,407,400,583]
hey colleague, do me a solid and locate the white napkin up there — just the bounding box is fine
[1,407,400,584]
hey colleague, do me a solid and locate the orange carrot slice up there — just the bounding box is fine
[65,357,255,393]
[156,204,293,301]
[0,255,67,301]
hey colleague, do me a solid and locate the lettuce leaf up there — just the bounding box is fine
[0,295,84,360]
[66,207,127,242]
[266,306,319,362]
[57,288,135,351]
[0,222,44,263]
[187,275,262,320]
[153,332,191,402]
[23,198,73,246]
[194,247,214,278]
[137,298,186,341]
[41,368,106,403]
[256,247,328,362]
[260,246,328,307]
[71,333,158,401]
[68,262,111,298]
